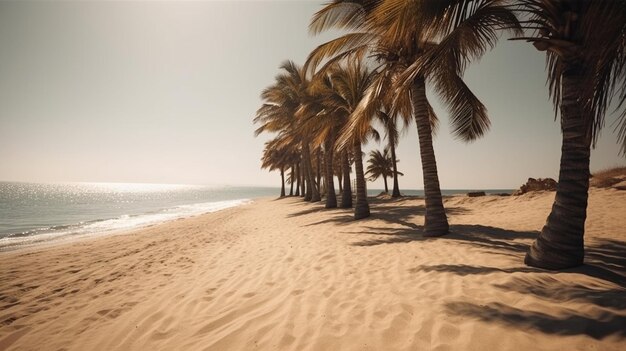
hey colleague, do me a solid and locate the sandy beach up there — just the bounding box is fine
[1,188,625,351]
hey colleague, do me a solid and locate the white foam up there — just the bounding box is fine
[0,199,251,251]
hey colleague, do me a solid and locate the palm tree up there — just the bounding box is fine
[261,137,292,197]
[377,109,403,197]
[330,58,381,219]
[333,149,344,194]
[285,153,300,196]
[299,73,341,208]
[515,0,626,269]
[254,61,321,203]
[287,163,296,196]
[340,149,353,208]
[294,161,301,196]
[308,0,520,236]
[366,148,404,193]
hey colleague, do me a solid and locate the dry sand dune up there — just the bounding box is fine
[1,188,625,350]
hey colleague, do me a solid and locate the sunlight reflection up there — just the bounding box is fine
[78,182,197,193]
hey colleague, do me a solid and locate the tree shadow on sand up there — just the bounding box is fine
[300,198,469,228]
[408,237,626,286]
[351,200,626,340]
[289,195,626,340]
[445,301,626,339]
[351,224,536,252]
[411,237,626,340]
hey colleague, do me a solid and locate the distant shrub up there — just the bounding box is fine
[590,166,626,188]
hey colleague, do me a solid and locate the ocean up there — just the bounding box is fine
[0,182,513,251]
[0,182,279,251]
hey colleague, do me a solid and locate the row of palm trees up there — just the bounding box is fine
[255,0,626,271]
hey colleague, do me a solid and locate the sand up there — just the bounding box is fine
[1,188,625,350]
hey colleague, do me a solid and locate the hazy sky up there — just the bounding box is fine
[1,1,624,189]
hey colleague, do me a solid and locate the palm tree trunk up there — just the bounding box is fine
[389,138,401,197]
[302,146,312,201]
[324,133,337,208]
[303,141,320,202]
[353,140,369,219]
[341,150,352,208]
[300,161,305,197]
[280,167,286,197]
[383,176,388,193]
[316,149,322,200]
[289,165,294,196]
[413,78,449,236]
[525,68,589,270]
[338,175,343,193]
[295,162,301,197]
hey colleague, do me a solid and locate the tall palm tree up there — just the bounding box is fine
[330,58,381,219]
[308,0,520,236]
[299,73,342,208]
[516,0,626,269]
[254,61,321,203]
[366,148,404,193]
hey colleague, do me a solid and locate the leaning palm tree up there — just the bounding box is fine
[366,148,404,193]
[308,0,520,236]
[515,0,626,269]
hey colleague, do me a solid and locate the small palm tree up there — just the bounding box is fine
[261,137,294,197]
[376,109,403,197]
[516,0,626,269]
[366,148,403,193]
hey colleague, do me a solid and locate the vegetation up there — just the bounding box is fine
[590,167,626,188]
[254,0,626,270]
[306,0,521,236]
[515,0,626,270]
[365,148,403,194]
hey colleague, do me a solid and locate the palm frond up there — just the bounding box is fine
[309,0,371,35]
[305,32,376,74]
[433,69,489,141]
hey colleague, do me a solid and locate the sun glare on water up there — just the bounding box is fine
[78,182,197,193]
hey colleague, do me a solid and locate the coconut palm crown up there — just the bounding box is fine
[366,148,404,193]
[515,0,626,269]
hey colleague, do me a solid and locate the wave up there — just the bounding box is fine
[0,198,250,251]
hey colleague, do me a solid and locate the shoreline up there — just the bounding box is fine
[0,189,515,254]
[0,198,255,254]
[1,188,625,350]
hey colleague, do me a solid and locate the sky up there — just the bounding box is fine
[0,0,624,190]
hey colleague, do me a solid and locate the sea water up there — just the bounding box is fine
[0,182,279,251]
[0,182,512,251]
